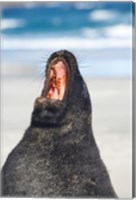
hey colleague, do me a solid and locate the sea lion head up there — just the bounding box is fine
[31,50,91,127]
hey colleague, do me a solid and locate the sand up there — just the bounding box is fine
[1,77,132,198]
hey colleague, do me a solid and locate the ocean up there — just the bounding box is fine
[1,2,133,78]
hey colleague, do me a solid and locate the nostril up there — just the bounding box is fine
[36,97,46,104]
[34,97,47,109]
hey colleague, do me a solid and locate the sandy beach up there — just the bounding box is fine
[1,76,132,198]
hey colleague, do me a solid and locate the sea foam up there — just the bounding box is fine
[1,19,25,30]
[2,36,132,50]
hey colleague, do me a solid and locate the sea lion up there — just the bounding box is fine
[1,50,117,197]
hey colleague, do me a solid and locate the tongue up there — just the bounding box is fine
[47,87,59,99]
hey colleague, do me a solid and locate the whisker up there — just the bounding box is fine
[69,49,88,68]
[40,50,54,64]
[79,65,93,68]
[23,73,44,99]
[37,69,45,79]
[39,59,48,64]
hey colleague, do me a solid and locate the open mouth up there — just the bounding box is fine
[46,59,67,101]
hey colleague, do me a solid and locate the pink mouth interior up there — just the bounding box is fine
[47,61,67,101]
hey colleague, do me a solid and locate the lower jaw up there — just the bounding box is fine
[34,96,65,110]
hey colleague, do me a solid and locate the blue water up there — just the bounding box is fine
[1,2,133,78]
[2,2,132,36]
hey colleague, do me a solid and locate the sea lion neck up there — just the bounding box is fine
[31,50,91,128]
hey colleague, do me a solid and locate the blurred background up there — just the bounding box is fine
[1,2,133,77]
[1,2,133,198]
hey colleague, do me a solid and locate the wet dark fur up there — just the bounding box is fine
[1,50,117,197]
